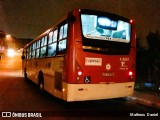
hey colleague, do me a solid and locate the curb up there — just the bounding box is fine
[126,96,160,109]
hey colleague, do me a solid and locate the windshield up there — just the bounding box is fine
[81,14,131,43]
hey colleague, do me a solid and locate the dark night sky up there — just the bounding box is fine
[0,0,160,47]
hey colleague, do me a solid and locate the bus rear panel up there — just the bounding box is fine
[63,9,136,101]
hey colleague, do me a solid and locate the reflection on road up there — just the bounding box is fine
[0,71,23,77]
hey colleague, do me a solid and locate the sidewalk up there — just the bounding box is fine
[126,90,160,109]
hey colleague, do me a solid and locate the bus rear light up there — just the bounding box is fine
[76,61,83,82]
[128,71,133,76]
[78,70,83,76]
[128,71,134,81]
[130,19,133,23]
[77,70,83,81]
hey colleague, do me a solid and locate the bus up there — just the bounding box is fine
[22,9,136,102]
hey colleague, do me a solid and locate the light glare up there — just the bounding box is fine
[129,71,133,76]
[7,49,15,57]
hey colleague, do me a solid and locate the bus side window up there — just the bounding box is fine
[29,46,32,59]
[48,43,57,56]
[40,46,47,57]
[40,36,47,58]
[58,39,67,52]
[31,42,36,58]
[26,48,29,59]
[47,29,58,57]
[32,50,35,58]
[36,49,40,58]
[57,23,68,55]
[36,40,40,58]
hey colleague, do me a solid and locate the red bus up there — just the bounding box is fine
[22,9,136,102]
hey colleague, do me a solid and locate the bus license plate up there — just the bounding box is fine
[102,72,115,77]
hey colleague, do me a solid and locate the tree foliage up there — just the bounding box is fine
[136,30,160,83]
[147,30,160,62]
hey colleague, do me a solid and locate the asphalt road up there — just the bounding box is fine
[0,52,159,120]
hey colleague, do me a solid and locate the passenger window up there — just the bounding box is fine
[29,52,31,59]
[58,39,66,52]
[59,26,63,40]
[36,49,40,58]
[47,29,58,57]
[53,29,58,42]
[41,37,44,47]
[34,40,40,58]
[44,36,47,45]
[48,43,57,57]
[37,40,40,48]
[63,24,68,38]
[40,46,46,57]
[40,35,48,58]
[49,31,53,44]
[57,23,68,55]
[26,48,30,59]
[32,50,35,58]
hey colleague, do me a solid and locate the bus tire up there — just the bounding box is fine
[38,71,44,94]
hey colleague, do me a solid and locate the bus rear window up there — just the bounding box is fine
[81,14,131,43]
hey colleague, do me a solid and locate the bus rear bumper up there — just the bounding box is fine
[63,82,135,102]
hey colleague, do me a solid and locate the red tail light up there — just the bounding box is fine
[130,19,133,23]
[77,70,83,82]
[128,71,134,81]
[78,70,82,76]
[129,71,133,76]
